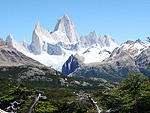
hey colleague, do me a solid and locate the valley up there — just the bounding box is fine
[0,14,150,113]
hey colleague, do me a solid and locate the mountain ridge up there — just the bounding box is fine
[68,40,150,82]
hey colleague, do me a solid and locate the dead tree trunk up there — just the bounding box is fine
[88,95,102,113]
[26,91,43,113]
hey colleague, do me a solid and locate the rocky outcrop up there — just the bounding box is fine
[80,31,99,47]
[21,37,29,50]
[31,22,43,55]
[99,34,116,47]
[62,54,84,75]
[52,14,79,43]
[6,34,14,46]
[80,32,118,48]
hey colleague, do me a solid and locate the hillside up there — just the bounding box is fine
[68,40,150,82]
[0,65,115,90]
[0,37,44,67]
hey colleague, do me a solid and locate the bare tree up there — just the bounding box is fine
[26,91,46,113]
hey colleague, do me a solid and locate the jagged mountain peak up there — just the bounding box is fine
[22,37,27,42]
[99,34,117,47]
[52,14,79,43]
[8,33,13,38]
[54,14,71,32]
[108,39,148,61]
[61,14,70,20]
[0,37,9,46]
[100,34,113,41]
[7,34,13,40]
[122,39,144,46]
[6,34,14,46]
[89,31,97,36]
[21,37,28,49]
[80,31,99,48]
[35,21,41,32]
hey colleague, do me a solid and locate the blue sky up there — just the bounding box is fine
[0,0,150,45]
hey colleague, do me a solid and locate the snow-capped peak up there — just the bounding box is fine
[54,14,71,32]
[110,40,148,59]
[31,22,43,54]
[60,14,70,21]
[99,34,116,47]
[6,34,30,53]
[22,37,27,43]
[35,21,41,32]
[21,37,28,49]
[6,34,14,46]
[80,31,99,48]
[51,14,79,43]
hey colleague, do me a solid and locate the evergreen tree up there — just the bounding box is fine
[101,73,150,112]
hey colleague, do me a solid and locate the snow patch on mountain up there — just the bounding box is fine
[120,40,148,57]
[42,35,58,45]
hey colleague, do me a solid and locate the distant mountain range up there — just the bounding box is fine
[4,14,150,82]
[5,14,118,70]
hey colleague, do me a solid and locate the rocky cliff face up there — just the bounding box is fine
[80,31,99,47]
[52,14,79,43]
[62,54,84,75]
[21,37,29,50]
[31,22,43,54]
[80,32,117,48]
[99,34,116,47]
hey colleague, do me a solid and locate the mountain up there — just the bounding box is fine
[68,40,150,82]
[31,22,44,54]
[6,14,118,71]
[80,31,99,47]
[80,32,117,48]
[51,14,80,43]
[0,37,44,67]
[62,54,84,75]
